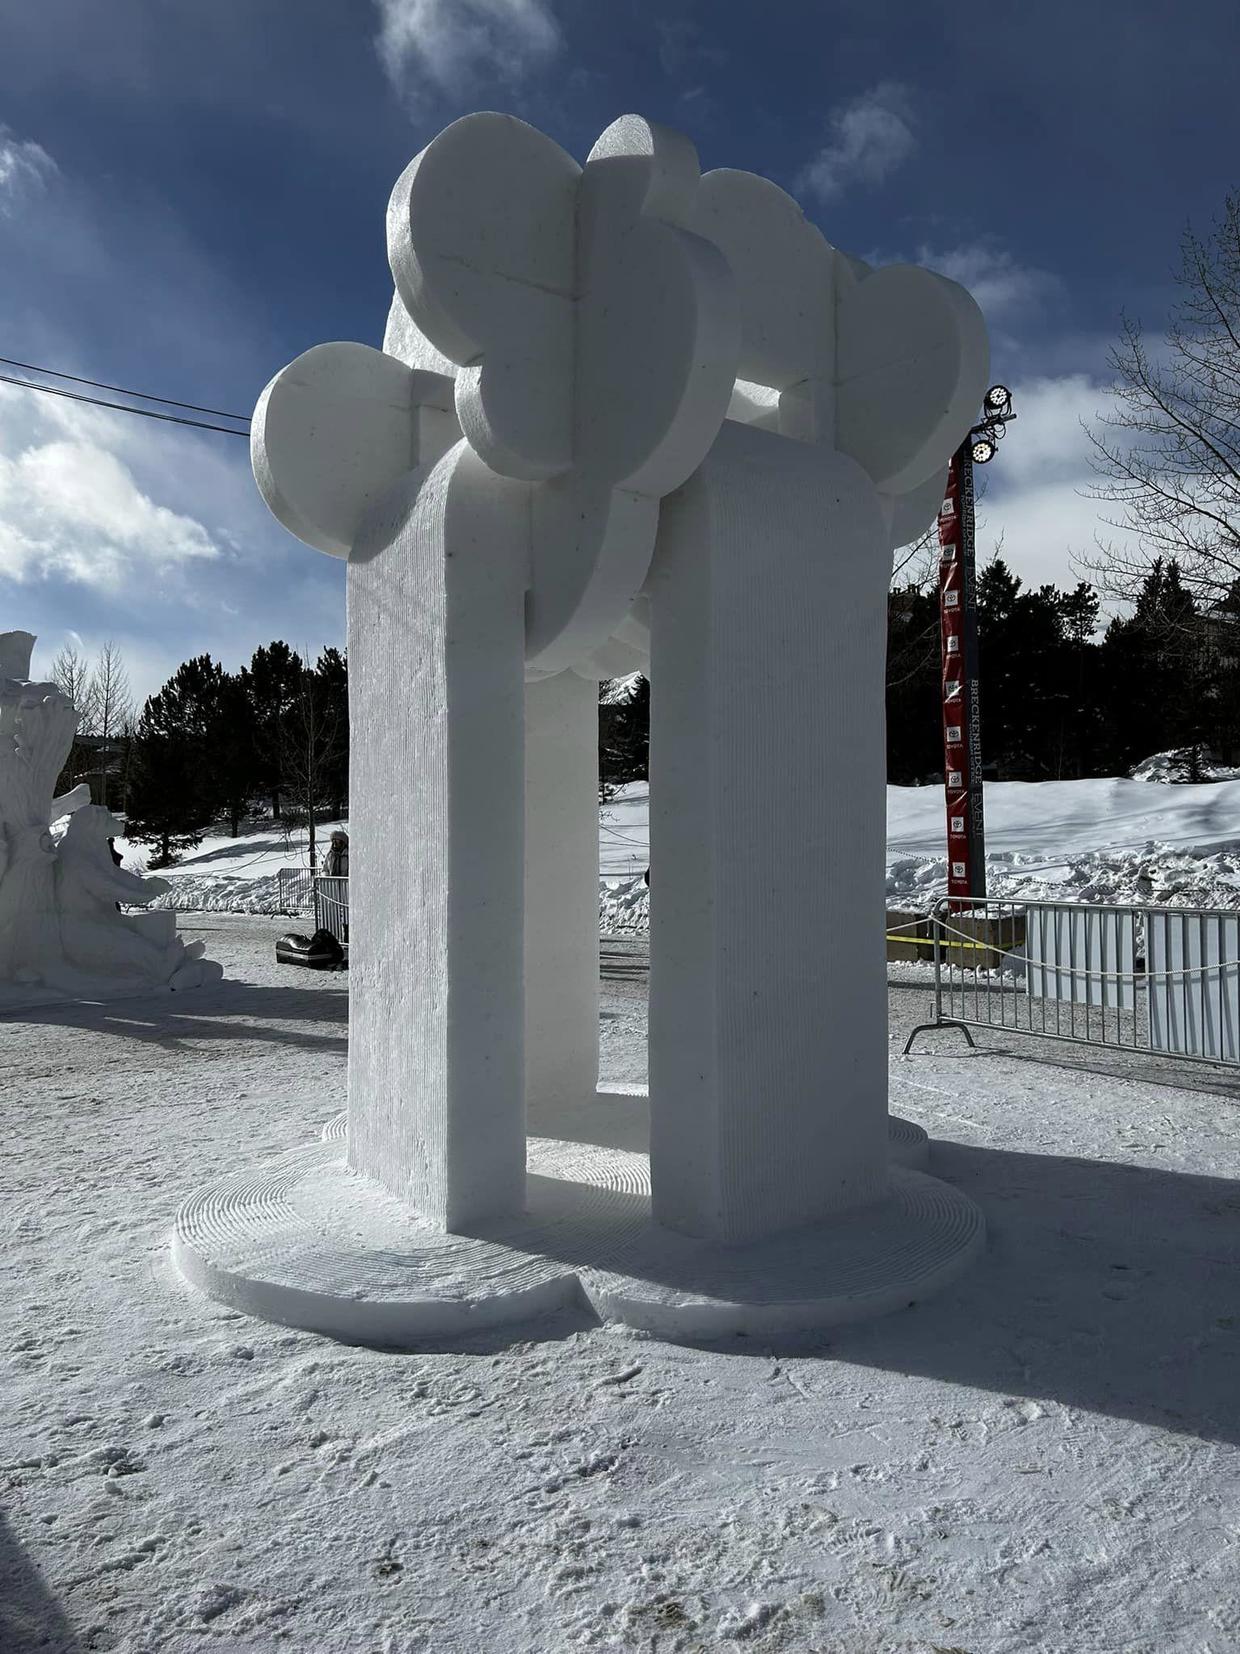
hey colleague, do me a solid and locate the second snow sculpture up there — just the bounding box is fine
[176,113,988,1339]
[0,630,221,1000]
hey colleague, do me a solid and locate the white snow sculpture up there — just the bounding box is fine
[0,631,222,1001]
[175,113,988,1341]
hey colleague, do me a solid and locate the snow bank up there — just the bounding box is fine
[115,822,347,916]
[119,774,1240,924]
[886,774,1240,912]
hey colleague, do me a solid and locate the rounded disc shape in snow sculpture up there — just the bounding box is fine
[835,264,988,495]
[686,162,987,529]
[693,167,837,392]
[385,110,740,675]
[173,1131,981,1346]
[387,112,580,482]
[251,344,455,559]
[252,112,740,679]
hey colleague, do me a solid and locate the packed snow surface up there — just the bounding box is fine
[2,917,1237,1652]
[125,773,1240,927]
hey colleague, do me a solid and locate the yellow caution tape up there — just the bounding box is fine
[885,932,1006,953]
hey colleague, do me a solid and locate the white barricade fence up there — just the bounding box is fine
[1147,908,1240,1062]
[904,895,1240,1072]
[314,875,349,945]
[277,866,314,915]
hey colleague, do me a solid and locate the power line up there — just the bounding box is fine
[0,372,250,437]
[0,354,249,422]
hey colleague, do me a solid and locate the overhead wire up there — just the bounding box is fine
[0,354,250,422]
[0,372,250,437]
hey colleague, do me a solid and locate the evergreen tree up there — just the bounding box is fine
[314,647,349,818]
[1100,559,1208,776]
[599,675,649,798]
[213,671,260,836]
[280,654,346,867]
[247,641,304,819]
[1052,582,1109,778]
[1204,581,1240,763]
[125,657,224,865]
[885,581,942,783]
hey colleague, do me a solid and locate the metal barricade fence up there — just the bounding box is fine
[277,866,314,915]
[314,875,349,945]
[904,894,1240,1073]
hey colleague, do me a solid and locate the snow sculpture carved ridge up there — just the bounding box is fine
[255,114,985,682]
[0,631,222,1000]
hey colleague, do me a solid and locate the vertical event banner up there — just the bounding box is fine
[938,447,986,901]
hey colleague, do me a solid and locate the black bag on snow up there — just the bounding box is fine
[276,928,345,969]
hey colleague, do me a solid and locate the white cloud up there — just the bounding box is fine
[0,389,221,590]
[985,373,1107,487]
[977,374,1123,594]
[374,0,560,95]
[0,123,57,215]
[797,82,915,202]
[915,240,1061,326]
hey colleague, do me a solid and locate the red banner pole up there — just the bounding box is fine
[937,442,986,906]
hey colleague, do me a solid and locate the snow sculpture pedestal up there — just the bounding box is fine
[174,111,985,1346]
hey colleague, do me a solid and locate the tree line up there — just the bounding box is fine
[49,641,347,867]
[886,554,1240,784]
[126,642,347,865]
[884,188,1240,787]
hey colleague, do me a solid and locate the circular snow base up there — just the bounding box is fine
[173,1129,980,1347]
[887,1114,929,1170]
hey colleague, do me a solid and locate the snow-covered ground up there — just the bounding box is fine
[885,774,1240,912]
[123,771,1240,929]
[603,774,1240,932]
[117,822,348,917]
[2,917,1237,1652]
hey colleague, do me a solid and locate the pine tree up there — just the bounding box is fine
[1100,560,1207,776]
[281,657,346,869]
[213,671,260,836]
[125,657,225,865]
[599,675,649,799]
[247,642,304,819]
[314,647,349,819]
[886,582,942,783]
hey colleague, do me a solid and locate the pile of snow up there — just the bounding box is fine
[121,771,1240,925]
[117,822,347,915]
[600,874,649,934]
[1129,747,1240,783]
[887,774,1240,912]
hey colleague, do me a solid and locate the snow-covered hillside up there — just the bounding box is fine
[124,772,1240,922]
[118,822,348,916]
[886,774,1240,911]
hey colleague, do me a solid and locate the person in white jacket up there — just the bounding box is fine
[322,830,349,878]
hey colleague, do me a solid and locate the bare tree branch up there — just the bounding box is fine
[1087,194,1240,604]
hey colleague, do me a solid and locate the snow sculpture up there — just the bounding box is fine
[0,631,221,1000]
[175,113,988,1341]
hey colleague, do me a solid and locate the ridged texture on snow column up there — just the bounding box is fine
[648,419,892,1242]
[346,441,529,1231]
[524,670,601,1115]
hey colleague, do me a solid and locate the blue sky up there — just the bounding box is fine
[1,0,1237,701]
